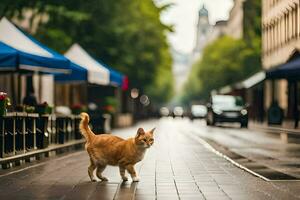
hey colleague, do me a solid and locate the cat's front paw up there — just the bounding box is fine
[132,176,140,182]
[122,176,128,182]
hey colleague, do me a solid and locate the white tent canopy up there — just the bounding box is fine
[0,17,52,58]
[65,44,110,85]
[0,17,70,73]
[240,71,265,89]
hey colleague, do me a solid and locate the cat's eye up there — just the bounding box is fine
[149,138,154,142]
[143,139,147,142]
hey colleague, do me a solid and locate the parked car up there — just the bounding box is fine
[173,106,184,118]
[206,95,248,128]
[190,105,207,120]
[159,107,170,117]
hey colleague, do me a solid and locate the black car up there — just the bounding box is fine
[206,95,248,128]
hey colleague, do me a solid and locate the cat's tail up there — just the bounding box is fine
[79,112,95,142]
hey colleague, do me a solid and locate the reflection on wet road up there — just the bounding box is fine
[1,118,300,199]
[172,117,300,180]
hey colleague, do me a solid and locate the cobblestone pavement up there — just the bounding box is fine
[0,118,300,200]
[185,118,300,180]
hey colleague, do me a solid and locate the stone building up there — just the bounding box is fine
[226,0,245,39]
[207,20,228,44]
[262,0,300,127]
[192,5,213,61]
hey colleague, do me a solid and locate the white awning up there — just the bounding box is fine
[0,17,52,57]
[0,17,70,73]
[218,71,266,94]
[64,44,110,85]
[240,71,265,89]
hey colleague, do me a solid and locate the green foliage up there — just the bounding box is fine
[103,96,118,108]
[181,0,261,103]
[147,45,174,104]
[1,0,174,104]
[182,36,261,102]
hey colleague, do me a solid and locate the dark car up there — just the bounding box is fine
[206,95,248,128]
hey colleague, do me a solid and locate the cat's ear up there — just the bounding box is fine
[149,128,156,135]
[136,128,145,137]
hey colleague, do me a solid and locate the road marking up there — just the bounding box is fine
[186,130,300,182]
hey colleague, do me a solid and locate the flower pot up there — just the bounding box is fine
[35,105,47,114]
[71,108,82,115]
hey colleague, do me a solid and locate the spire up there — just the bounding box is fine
[199,4,208,17]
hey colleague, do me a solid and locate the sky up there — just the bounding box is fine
[157,0,233,54]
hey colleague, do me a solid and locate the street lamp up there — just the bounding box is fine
[130,88,139,122]
[130,88,139,99]
[140,95,150,106]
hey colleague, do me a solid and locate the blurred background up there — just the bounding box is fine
[2,0,300,189]
[0,0,299,131]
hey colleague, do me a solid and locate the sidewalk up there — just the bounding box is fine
[250,120,300,134]
[0,119,299,200]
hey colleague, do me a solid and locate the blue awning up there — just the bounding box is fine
[55,62,87,83]
[109,67,124,86]
[0,17,70,73]
[97,60,124,87]
[0,42,18,69]
[53,43,125,85]
[267,58,300,79]
[63,44,110,85]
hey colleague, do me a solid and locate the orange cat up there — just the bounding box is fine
[79,112,155,182]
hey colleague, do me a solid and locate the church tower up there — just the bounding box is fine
[193,5,211,57]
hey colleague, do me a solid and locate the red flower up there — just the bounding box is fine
[122,76,129,91]
[71,104,83,109]
[0,92,7,101]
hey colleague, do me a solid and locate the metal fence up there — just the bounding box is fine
[0,113,82,158]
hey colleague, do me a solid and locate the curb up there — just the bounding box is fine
[0,139,85,170]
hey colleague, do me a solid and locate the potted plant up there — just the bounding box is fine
[35,102,52,115]
[25,106,35,113]
[15,104,25,112]
[0,92,11,116]
[102,97,118,114]
[71,104,85,115]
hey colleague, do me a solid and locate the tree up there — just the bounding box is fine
[0,0,174,104]
[181,0,262,104]
[182,36,260,102]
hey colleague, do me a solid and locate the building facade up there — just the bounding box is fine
[225,0,245,39]
[171,48,191,92]
[207,20,227,44]
[262,0,300,127]
[262,0,300,68]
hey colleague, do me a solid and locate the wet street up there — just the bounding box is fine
[0,118,300,200]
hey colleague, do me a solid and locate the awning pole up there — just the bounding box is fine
[10,73,16,106]
[17,72,21,105]
[294,81,299,128]
[271,80,275,102]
